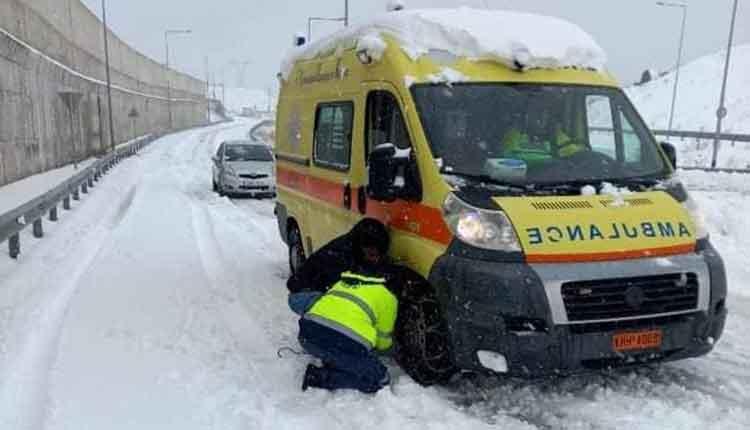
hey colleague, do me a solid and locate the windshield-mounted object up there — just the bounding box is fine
[412,84,668,187]
[225,144,274,162]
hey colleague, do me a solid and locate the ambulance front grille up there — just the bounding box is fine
[561,273,699,322]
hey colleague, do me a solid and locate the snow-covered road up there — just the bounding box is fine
[0,120,748,429]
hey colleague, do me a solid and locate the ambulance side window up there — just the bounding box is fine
[313,102,354,171]
[365,91,412,162]
[365,90,421,201]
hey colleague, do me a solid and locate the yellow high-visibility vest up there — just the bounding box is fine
[306,272,398,351]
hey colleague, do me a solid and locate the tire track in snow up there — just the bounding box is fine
[153,120,301,426]
[184,195,301,428]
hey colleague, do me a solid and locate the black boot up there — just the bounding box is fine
[302,364,323,392]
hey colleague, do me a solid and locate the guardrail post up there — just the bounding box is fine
[50,205,58,221]
[63,196,71,210]
[9,233,20,259]
[88,176,94,188]
[72,188,80,201]
[82,182,88,194]
[33,218,43,238]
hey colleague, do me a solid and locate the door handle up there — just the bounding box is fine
[343,183,352,210]
[357,186,367,214]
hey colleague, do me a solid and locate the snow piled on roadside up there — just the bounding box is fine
[683,170,750,299]
[281,7,607,80]
[0,160,96,214]
[626,44,750,170]
[627,44,750,134]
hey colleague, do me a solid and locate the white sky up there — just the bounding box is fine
[81,0,749,91]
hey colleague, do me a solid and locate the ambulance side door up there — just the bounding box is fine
[307,99,362,250]
[355,82,425,270]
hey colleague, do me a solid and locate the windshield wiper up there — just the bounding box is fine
[441,170,531,193]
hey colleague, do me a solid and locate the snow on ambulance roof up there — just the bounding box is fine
[280,7,607,80]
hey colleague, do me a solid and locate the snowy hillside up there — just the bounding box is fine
[627,44,750,134]
[626,44,750,169]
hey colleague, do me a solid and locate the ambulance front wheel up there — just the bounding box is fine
[395,290,458,386]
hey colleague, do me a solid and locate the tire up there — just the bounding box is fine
[395,287,459,386]
[288,224,306,276]
[217,179,226,197]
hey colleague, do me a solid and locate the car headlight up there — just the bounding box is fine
[442,193,521,251]
[683,196,709,240]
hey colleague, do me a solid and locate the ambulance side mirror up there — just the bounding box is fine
[660,142,677,169]
[368,144,399,202]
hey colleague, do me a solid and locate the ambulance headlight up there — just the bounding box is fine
[683,196,709,240]
[442,193,521,251]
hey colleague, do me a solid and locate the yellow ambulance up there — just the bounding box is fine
[274,8,727,384]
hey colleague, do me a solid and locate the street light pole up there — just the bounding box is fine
[344,0,349,27]
[712,0,740,169]
[164,29,191,130]
[101,0,116,152]
[656,1,687,134]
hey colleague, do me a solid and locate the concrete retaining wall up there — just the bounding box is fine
[0,0,207,186]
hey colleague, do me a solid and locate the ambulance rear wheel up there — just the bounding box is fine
[288,224,306,276]
[396,291,458,386]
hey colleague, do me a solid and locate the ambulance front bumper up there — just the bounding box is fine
[428,242,728,377]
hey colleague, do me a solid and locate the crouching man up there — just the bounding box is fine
[296,220,400,393]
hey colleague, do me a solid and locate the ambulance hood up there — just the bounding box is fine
[493,192,697,263]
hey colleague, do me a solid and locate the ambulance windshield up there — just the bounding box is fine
[411,84,668,187]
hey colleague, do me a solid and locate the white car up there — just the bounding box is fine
[212,140,276,197]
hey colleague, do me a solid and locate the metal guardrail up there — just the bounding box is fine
[652,129,750,173]
[0,135,155,259]
[652,129,750,144]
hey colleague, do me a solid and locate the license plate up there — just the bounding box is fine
[612,329,663,352]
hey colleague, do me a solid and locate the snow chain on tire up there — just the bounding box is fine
[395,291,458,386]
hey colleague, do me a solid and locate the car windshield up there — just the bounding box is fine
[224,144,273,162]
[411,84,668,186]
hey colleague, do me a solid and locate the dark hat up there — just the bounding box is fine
[350,219,390,262]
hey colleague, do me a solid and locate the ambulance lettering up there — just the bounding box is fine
[526,221,692,246]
